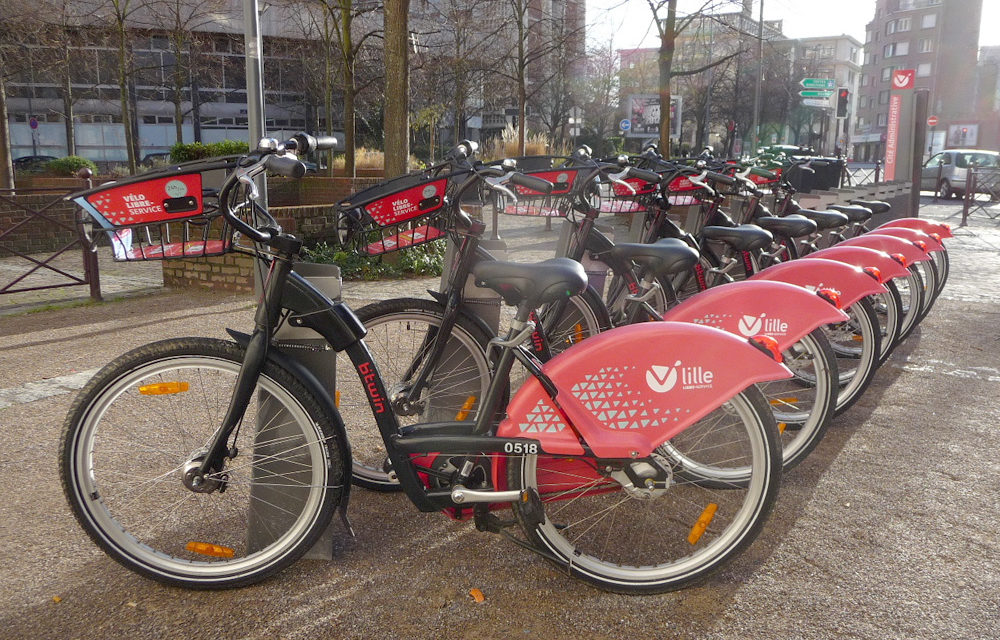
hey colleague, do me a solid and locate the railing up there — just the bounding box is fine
[960,168,1000,226]
[840,161,882,188]
[0,188,101,302]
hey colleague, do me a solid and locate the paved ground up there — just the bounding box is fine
[0,197,998,639]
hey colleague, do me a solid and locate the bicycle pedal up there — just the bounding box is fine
[519,488,546,530]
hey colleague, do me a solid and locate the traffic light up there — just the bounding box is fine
[836,87,850,119]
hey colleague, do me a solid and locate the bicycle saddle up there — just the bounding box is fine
[848,199,891,215]
[603,238,699,278]
[473,257,587,308]
[827,204,873,223]
[754,214,817,238]
[702,224,774,252]
[795,209,849,230]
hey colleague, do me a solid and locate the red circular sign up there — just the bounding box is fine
[927,116,939,127]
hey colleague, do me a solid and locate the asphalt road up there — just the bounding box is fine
[0,198,998,639]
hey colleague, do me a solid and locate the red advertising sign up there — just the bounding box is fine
[891,69,915,90]
[884,94,903,181]
[85,173,203,226]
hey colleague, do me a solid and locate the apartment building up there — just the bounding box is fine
[852,0,983,162]
[795,35,862,154]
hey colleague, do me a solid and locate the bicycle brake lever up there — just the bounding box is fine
[688,170,716,197]
[485,174,518,204]
[235,167,261,200]
[607,168,636,195]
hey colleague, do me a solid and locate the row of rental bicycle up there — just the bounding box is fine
[60,133,950,594]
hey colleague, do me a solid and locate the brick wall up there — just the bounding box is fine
[0,192,80,255]
[161,251,257,293]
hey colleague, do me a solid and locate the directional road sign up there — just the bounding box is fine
[799,90,834,98]
[802,98,831,108]
[800,78,836,90]
[619,118,632,132]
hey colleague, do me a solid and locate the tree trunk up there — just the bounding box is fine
[657,0,677,153]
[383,0,409,178]
[117,24,137,173]
[62,73,76,156]
[340,5,356,178]
[0,75,13,189]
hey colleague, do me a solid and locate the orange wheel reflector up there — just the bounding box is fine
[454,395,477,421]
[334,390,341,408]
[185,541,235,558]
[817,288,842,309]
[778,422,788,433]
[913,240,927,251]
[852,335,865,342]
[688,503,719,545]
[749,334,782,363]
[138,382,190,395]
[862,266,883,283]
[573,323,584,344]
[770,397,799,408]
[891,253,908,268]
[930,232,942,243]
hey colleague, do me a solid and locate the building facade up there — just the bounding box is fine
[852,0,983,162]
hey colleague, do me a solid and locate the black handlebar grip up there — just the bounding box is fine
[706,171,736,185]
[314,135,339,151]
[750,167,777,179]
[627,167,661,184]
[511,172,554,194]
[266,154,307,178]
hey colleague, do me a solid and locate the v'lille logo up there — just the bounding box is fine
[646,362,680,393]
[738,314,763,336]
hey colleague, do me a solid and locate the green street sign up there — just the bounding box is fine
[800,78,836,90]
[799,90,834,98]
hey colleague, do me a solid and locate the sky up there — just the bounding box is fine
[587,0,1000,50]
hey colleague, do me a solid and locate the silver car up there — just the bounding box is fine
[920,149,1000,199]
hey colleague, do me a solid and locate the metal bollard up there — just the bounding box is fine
[248,261,342,560]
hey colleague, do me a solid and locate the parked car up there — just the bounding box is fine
[920,149,1000,199]
[12,155,57,173]
[139,152,172,168]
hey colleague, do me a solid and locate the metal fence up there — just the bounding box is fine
[0,188,101,302]
[840,162,882,188]
[961,168,1000,225]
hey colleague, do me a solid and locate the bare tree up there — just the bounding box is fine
[382,0,408,176]
[578,42,621,156]
[0,0,42,186]
[646,0,746,151]
[144,0,226,145]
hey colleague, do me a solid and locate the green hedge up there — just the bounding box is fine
[169,140,250,163]
[46,156,98,176]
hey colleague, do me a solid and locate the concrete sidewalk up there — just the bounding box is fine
[1,198,998,640]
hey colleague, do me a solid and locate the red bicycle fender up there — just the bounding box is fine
[660,280,848,351]
[838,234,931,264]
[809,245,910,281]
[495,322,791,459]
[749,258,887,308]
[877,218,953,239]
[867,227,945,252]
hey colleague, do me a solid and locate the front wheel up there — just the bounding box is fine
[60,338,345,589]
[509,387,781,593]
[825,297,882,414]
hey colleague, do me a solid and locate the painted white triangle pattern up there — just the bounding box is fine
[569,365,688,430]
[518,398,568,434]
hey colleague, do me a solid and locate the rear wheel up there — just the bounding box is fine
[937,180,953,200]
[60,338,345,589]
[825,298,881,414]
[509,387,781,593]
[756,330,837,471]
[341,298,493,490]
[871,281,903,364]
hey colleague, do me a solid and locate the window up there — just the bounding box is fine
[917,63,932,77]
[857,116,866,129]
[882,66,895,81]
[896,41,909,56]
[919,38,933,53]
[879,90,890,105]
[922,13,937,29]
[861,73,870,87]
[877,113,888,127]
[896,18,911,32]
[886,21,896,35]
